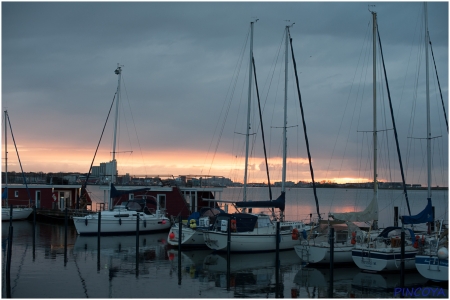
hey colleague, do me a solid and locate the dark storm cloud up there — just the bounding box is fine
[2,2,448,185]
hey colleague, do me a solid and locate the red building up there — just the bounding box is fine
[2,183,225,222]
[2,184,89,210]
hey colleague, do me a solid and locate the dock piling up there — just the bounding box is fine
[64,207,68,265]
[227,217,231,291]
[178,217,182,285]
[329,227,334,298]
[276,221,280,297]
[136,213,140,277]
[97,211,101,271]
[394,207,398,227]
[400,229,405,287]
[6,225,13,298]
[33,205,36,259]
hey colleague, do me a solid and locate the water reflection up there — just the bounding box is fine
[2,220,449,298]
[350,271,430,297]
[73,232,169,277]
[293,266,359,298]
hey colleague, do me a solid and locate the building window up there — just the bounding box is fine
[14,191,19,197]
[157,194,166,210]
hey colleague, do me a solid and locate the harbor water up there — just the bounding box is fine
[2,187,448,298]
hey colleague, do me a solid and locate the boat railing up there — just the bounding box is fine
[155,208,167,217]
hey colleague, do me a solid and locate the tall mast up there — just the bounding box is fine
[282,25,289,193]
[4,110,7,207]
[425,2,431,198]
[113,64,122,185]
[372,11,379,214]
[243,22,255,202]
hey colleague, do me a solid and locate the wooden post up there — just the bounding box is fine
[400,229,405,287]
[6,226,13,298]
[178,217,182,285]
[97,211,101,271]
[33,205,36,260]
[431,206,435,232]
[136,213,140,276]
[64,207,68,265]
[329,227,334,298]
[227,217,231,291]
[276,221,280,297]
[394,207,398,227]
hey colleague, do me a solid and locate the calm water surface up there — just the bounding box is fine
[2,188,448,298]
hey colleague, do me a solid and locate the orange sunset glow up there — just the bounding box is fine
[4,141,375,185]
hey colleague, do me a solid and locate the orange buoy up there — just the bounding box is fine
[413,235,420,248]
[292,228,299,240]
[351,231,356,245]
[169,232,175,240]
[230,219,237,231]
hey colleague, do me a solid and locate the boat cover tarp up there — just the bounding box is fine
[110,183,148,199]
[214,213,258,233]
[377,226,416,244]
[235,192,285,211]
[331,194,378,222]
[401,198,433,225]
[187,208,225,227]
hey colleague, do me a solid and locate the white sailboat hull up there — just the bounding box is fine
[73,212,171,235]
[415,255,448,282]
[352,247,418,272]
[203,228,298,252]
[167,224,206,247]
[295,243,354,264]
[2,207,33,221]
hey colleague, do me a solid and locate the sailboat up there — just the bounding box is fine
[72,65,171,235]
[414,3,448,282]
[2,110,33,221]
[167,207,224,248]
[203,22,311,253]
[295,11,382,266]
[415,220,448,282]
[351,5,436,272]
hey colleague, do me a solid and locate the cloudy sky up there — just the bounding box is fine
[2,1,448,186]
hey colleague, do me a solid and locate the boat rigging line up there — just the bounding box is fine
[77,84,117,209]
[252,56,272,201]
[252,54,275,219]
[428,37,448,133]
[5,111,32,207]
[377,26,411,216]
[287,28,321,221]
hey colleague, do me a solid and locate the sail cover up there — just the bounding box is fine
[235,192,285,211]
[110,183,148,198]
[2,187,7,199]
[331,195,378,222]
[401,198,433,225]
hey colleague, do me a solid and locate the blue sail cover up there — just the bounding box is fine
[235,192,285,211]
[401,198,433,225]
[2,187,7,199]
